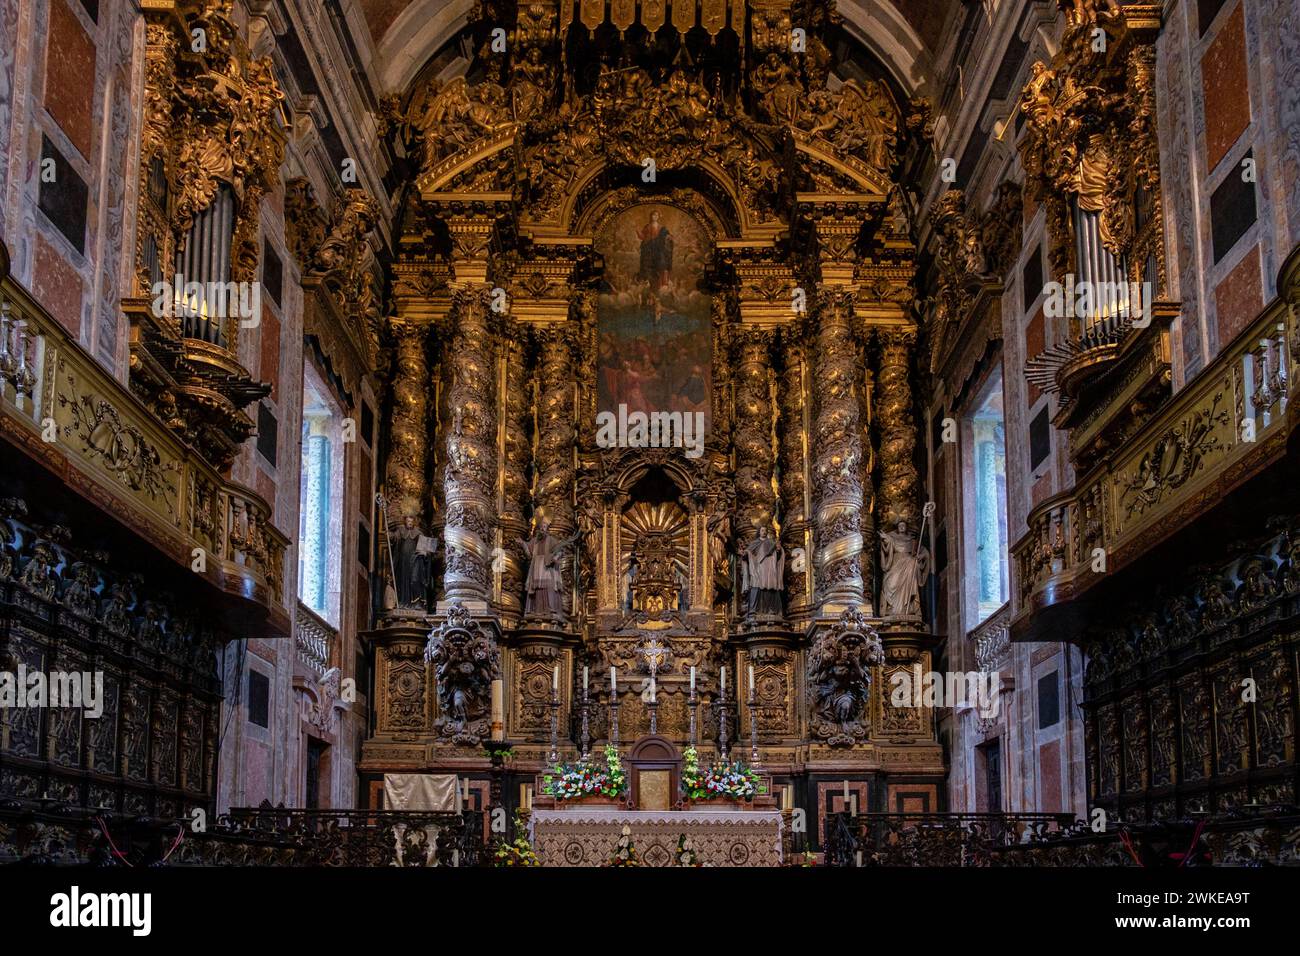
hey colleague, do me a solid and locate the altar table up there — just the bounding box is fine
[529,808,784,867]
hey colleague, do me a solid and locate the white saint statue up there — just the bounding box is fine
[879,520,929,619]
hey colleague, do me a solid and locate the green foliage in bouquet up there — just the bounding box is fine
[493,814,540,867]
[543,744,627,800]
[680,745,761,801]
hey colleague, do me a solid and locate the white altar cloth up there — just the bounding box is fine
[529,808,784,867]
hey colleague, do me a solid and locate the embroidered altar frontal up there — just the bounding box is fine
[529,809,784,867]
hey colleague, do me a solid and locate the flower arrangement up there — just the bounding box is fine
[607,825,641,866]
[681,745,761,801]
[493,814,540,867]
[543,744,627,800]
[675,834,700,867]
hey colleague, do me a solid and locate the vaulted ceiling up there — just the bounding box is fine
[355,0,959,95]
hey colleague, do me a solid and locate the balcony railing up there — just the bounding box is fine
[1010,249,1299,639]
[295,601,337,681]
[0,273,289,631]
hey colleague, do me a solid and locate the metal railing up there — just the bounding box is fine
[0,804,485,867]
[822,807,1300,866]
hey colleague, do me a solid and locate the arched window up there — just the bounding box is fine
[966,372,1009,625]
[298,364,345,625]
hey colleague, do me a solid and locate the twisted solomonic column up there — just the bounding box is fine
[778,327,810,614]
[811,291,867,610]
[386,321,429,522]
[876,327,920,530]
[733,327,778,540]
[533,324,577,613]
[497,322,531,614]
[442,286,498,605]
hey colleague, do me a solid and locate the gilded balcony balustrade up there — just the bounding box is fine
[1010,249,1300,641]
[0,274,289,633]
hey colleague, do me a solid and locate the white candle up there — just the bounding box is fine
[748,665,755,695]
[690,666,696,692]
[552,665,559,691]
[721,666,727,695]
[610,666,617,693]
[843,780,849,803]
[650,674,656,703]
[490,679,504,741]
[583,666,589,695]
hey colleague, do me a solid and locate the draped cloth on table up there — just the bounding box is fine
[384,773,461,811]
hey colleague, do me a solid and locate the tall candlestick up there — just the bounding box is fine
[490,679,504,742]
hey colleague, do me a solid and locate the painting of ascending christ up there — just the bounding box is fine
[596,203,711,436]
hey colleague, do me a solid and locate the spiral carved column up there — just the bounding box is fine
[733,327,777,541]
[859,365,877,603]
[710,298,735,448]
[876,327,920,530]
[386,321,429,521]
[441,286,497,605]
[778,328,810,614]
[497,322,531,614]
[811,291,866,610]
[534,324,577,612]
[572,289,599,448]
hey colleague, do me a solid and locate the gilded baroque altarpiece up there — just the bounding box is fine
[361,0,943,805]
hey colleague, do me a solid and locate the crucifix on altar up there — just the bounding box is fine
[636,637,670,735]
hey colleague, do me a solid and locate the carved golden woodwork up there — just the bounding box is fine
[875,327,920,531]
[1017,2,1166,417]
[496,323,532,615]
[1012,247,1300,643]
[1,275,288,630]
[732,328,778,540]
[385,322,430,521]
[810,291,867,610]
[365,0,946,784]
[127,0,284,470]
[777,328,811,613]
[442,287,498,604]
[532,323,578,611]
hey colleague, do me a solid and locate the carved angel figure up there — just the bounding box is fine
[808,608,884,746]
[424,605,501,743]
[416,77,510,168]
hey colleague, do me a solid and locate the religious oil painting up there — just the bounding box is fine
[596,203,711,438]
